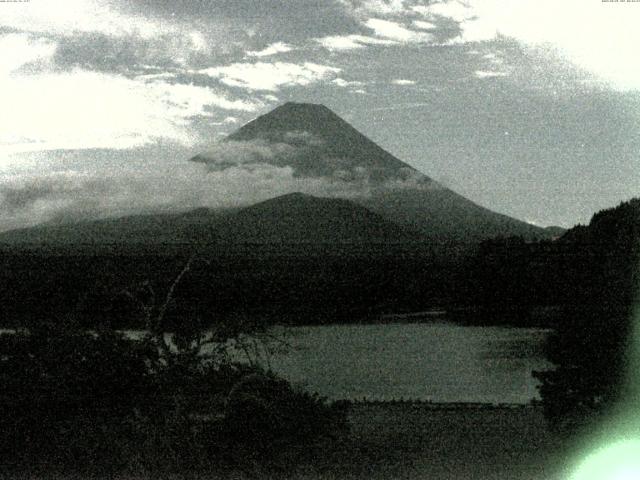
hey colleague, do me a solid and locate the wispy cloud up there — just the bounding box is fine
[365,18,432,43]
[412,20,437,30]
[474,70,509,79]
[333,78,365,88]
[414,0,640,90]
[412,2,473,23]
[198,61,341,91]
[246,42,294,58]
[0,164,325,231]
[353,0,411,16]
[192,139,298,169]
[316,34,397,51]
[391,79,416,85]
[0,0,188,39]
[1,141,414,231]
[0,8,260,156]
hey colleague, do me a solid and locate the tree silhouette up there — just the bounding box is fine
[534,199,640,436]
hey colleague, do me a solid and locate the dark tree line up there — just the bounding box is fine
[457,198,639,436]
[533,199,640,435]
[0,243,458,328]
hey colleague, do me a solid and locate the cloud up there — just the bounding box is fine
[198,61,341,91]
[246,42,294,58]
[391,79,416,85]
[0,25,264,156]
[0,33,57,75]
[381,166,438,191]
[474,70,509,79]
[352,0,410,16]
[52,29,218,74]
[0,158,375,232]
[415,0,640,90]
[1,0,238,79]
[0,164,301,231]
[111,0,361,49]
[412,1,473,22]
[0,67,261,155]
[192,140,298,170]
[364,18,432,42]
[412,20,437,30]
[192,133,329,176]
[316,34,397,51]
[333,78,366,88]
[0,130,441,231]
[0,0,177,38]
[191,134,438,189]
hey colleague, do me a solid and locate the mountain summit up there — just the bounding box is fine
[193,102,422,183]
[193,102,554,241]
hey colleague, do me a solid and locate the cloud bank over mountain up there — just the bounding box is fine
[0,160,376,232]
[0,103,445,232]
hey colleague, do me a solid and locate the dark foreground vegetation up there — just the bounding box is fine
[534,199,639,438]
[0,311,349,477]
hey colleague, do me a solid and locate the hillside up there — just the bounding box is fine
[212,192,417,243]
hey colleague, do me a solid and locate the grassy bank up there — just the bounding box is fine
[297,403,566,480]
[2,403,568,480]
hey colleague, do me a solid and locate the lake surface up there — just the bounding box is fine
[261,322,552,404]
[2,321,552,404]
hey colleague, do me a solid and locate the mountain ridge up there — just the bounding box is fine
[0,192,417,245]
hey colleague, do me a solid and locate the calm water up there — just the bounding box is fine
[2,322,552,404]
[262,322,552,404]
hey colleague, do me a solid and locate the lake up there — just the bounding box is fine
[259,322,552,404]
[2,321,553,404]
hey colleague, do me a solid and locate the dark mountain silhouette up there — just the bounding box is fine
[361,189,550,242]
[0,193,415,245]
[211,192,417,243]
[193,102,557,241]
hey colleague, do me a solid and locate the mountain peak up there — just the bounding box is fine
[228,102,351,141]
[276,191,315,200]
[219,102,416,181]
[269,102,338,119]
[277,101,331,111]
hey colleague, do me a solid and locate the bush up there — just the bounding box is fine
[222,372,350,472]
[0,320,154,472]
[0,319,350,476]
[533,306,633,437]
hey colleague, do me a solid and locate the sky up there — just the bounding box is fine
[1,0,640,230]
